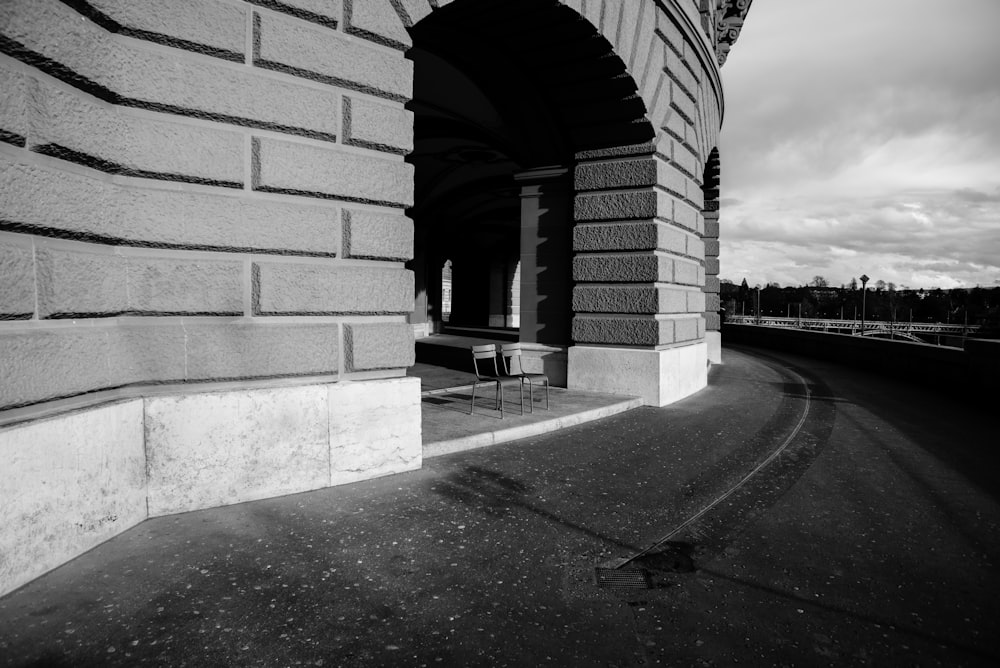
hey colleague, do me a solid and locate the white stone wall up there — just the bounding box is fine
[0,377,421,596]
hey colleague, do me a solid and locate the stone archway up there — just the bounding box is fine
[406,0,656,383]
[397,0,726,405]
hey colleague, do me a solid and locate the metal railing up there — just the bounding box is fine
[726,315,980,336]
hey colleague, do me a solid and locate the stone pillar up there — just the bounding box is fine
[515,166,573,345]
[702,150,722,363]
[569,150,708,406]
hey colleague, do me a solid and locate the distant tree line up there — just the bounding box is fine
[720,277,1000,334]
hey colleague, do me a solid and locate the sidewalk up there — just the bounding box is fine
[3,347,998,667]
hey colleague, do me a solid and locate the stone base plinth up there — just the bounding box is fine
[517,342,568,387]
[706,331,722,365]
[568,342,708,406]
[0,377,421,596]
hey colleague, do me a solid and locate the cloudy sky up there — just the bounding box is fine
[719,0,1000,289]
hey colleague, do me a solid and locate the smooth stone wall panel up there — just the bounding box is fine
[0,400,146,595]
[145,386,330,515]
[329,377,421,486]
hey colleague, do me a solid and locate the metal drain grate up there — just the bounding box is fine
[593,567,652,589]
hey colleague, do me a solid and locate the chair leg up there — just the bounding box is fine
[525,379,533,413]
[519,382,524,416]
[543,380,549,410]
[470,383,476,415]
[498,382,504,418]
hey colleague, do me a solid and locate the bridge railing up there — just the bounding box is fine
[725,315,980,336]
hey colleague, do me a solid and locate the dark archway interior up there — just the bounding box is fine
[406,0,654,338]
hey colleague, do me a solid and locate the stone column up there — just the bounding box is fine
[569,150,708,406]
[702,150,722,363]
[515,166,572,345]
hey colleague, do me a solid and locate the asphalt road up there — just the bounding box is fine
[1,346,998,666]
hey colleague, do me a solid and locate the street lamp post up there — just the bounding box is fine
[859,274,869,335]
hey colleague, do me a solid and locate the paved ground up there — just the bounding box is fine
[2,346,998,667]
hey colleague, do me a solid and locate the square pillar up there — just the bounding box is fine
[515,166,572,345]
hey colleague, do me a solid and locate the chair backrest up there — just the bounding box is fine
[471,344,499,378]
[500,343,523,376]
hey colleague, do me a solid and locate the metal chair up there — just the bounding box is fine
[500,343,549,411]
[470,344,524,417]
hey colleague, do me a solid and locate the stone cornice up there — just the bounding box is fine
[714,0,753,66]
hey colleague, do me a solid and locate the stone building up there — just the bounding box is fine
[0,0,751,595]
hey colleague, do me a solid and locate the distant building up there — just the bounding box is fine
[0,0,752,595]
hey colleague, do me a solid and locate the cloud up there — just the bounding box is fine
[716,0,1000,288]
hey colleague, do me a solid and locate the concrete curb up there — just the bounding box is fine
[424,396,643,458]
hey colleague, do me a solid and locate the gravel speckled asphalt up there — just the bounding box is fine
[1,346,998,667]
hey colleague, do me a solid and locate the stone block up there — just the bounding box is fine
[686,235,705,259]
[674,315,701,342]
[573,253,672,283]
[31,84,244,186]
[705,330,721,363]
[574,222,658,252]
[574,158,657,192]
[254,262,412,314]
[2,0,341,141]
[670,83,697,127]
[253,137,414,207]
[665,47,698,99]
[704,238,720,256]
[705,257,720,276]
[395,0,433,25]
[343,210,413,260]
[687,179,706,210]
[125,255,244,315]
[328,377,421,485]
[145,386,329,515]
[705,312,721,330]
[704,218,720,239]
[254,11,411,100]
[345,322,415,371]
[689,291,708,313]
[0,238,34,319]
[640,40,665,109]
[0,328,114,409]
[655,10,685,56]
[617,0,643,68]
[672,140,699,178]
[248,0,342,27]
[674,257,701,286]
[35,245,127,318]
[572,315,672,347]
[671,196,701,232]
[704,275,720,293]
[345,0,411,49]
[572,284,702,316]
[0,156,339,255]
[574,189,670,222]
[89,0,247,57]
[184,323,339,380]
[573,285,659,314]
[343,97,413,154]
[0,65,29,144]
[568,341,707,407]
[662,105,691,141]
[660,225,692,255]
[112,325,187,386]
[0,400,146,596]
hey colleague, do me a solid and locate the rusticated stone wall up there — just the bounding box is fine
[565,0,722,357]
[0,0,416,413]
[0,0,746,594]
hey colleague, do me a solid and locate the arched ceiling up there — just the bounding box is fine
[408,0,655,236]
